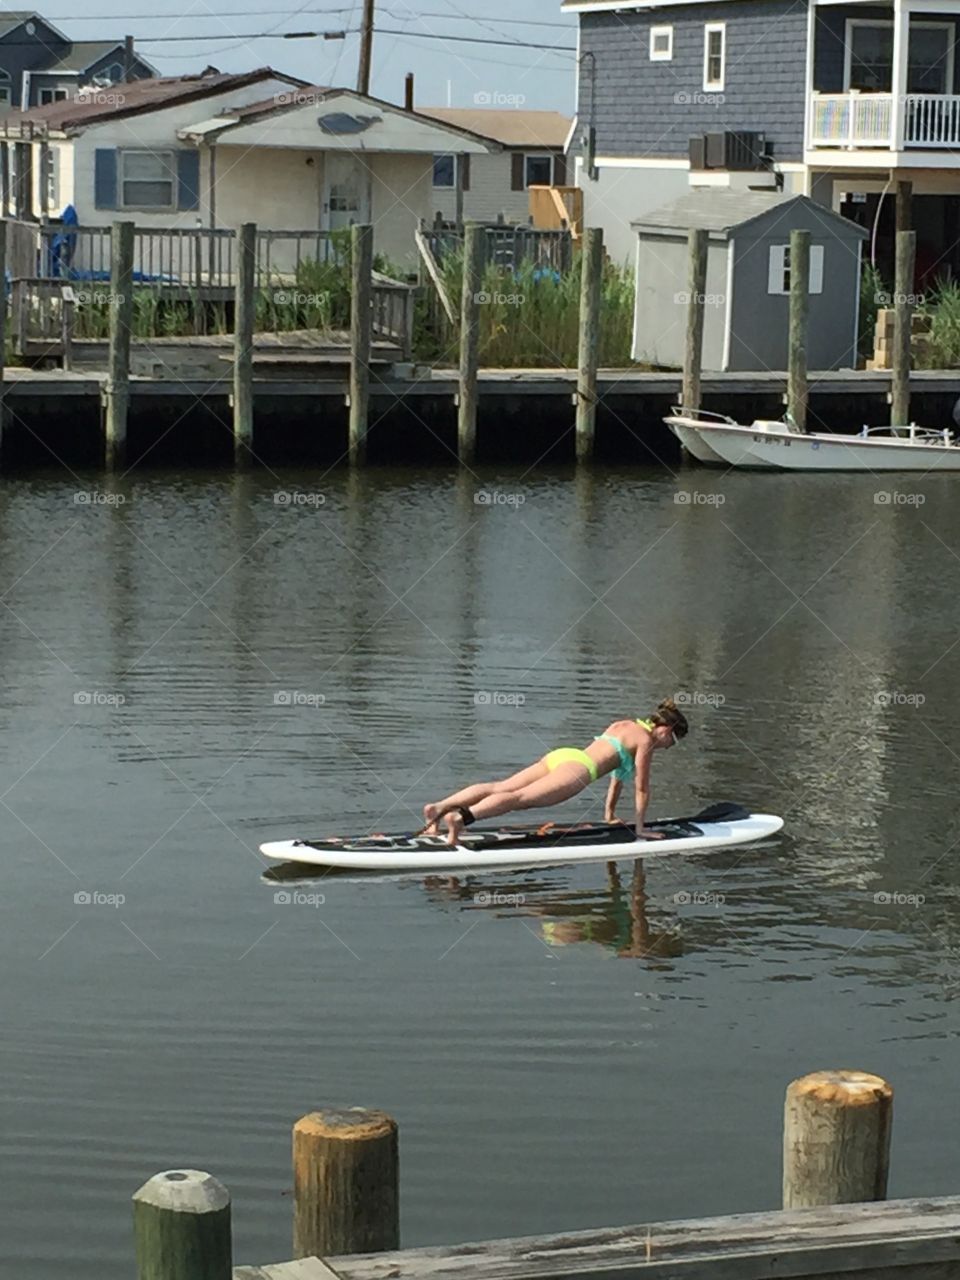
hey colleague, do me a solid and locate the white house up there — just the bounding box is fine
[0,68,499,269]
[417,107,573,224]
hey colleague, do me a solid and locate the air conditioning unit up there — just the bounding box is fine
[704,131,772,171]
[689,135,707,170]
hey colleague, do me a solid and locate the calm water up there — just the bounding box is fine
[3,463,960,1276]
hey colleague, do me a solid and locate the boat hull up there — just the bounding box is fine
[666,419,728,465]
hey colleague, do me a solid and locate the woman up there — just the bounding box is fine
[423,698,689,846]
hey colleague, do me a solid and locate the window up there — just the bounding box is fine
[845,20,953,94]
[768,244,825,296]
[433,153,456,188]
[650,25,673,61]
[43,146,57,211]
[120,150,175,209]
[704,22,726,91]
[100,63,125,83]
[0,70,11,110]
[38,88,68,105]
[524,154,554,187]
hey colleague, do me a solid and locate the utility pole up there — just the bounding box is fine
[357,0,375,95]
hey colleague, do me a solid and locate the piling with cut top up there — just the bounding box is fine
[457,221,483,464]
[349,223,374,465]
[105,219,134,470]
[681,228,708,415]
[233,221,256,464]
[783,1070,893,1209]
[575,226,603,463]
[292,1108,399,1259]
[133,1168,232,1280]
[787,228,810,432]
[892,230,916,428]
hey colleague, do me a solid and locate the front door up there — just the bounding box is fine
[322,153,370,231]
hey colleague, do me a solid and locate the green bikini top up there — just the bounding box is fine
[595,719,655,783]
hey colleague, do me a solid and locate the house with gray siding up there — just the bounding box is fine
[0,13,154,111]
[565,0,960,284]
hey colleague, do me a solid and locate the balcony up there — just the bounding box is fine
[810,91,960,151]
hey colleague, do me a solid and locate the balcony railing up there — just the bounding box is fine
[810,91,960,149]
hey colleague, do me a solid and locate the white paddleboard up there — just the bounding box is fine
[259,803,783,874]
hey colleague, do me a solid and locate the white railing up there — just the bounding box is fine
[811,91,960,149]
[809,92,893,148]
[904,94,960,146]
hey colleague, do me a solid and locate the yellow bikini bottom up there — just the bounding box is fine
[543,747,599,782]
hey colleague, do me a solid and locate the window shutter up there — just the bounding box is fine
[94,148,117,210]
[461,153,470,191]
[553,152,566,185]
[810,244,824,294]
[767,244,787,294]
[177,149,200,211]
[511,152,525,191]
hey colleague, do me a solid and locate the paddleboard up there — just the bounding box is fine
[259,802,783,873]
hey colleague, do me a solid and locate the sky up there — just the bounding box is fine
[38,1,579,113]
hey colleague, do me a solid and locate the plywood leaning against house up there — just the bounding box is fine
[631,192,868,373]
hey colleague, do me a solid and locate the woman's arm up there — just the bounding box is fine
[634,748,664,837]
[604,776,622,822]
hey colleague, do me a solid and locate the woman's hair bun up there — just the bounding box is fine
[657,697,678,713]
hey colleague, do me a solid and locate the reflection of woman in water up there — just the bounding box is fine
[423,699,689,846]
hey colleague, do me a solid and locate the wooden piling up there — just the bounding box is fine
[133,1168,232,1280]
[458,221,483,464]
[896,180,913,234]
[349,223,374,465]
[787,228,810,432]
[783,1070,893,1209]
[105,219,134,471]
[681,228,708,413]
[892,229,916,429]
[233,221,256,465]
[292,1108,399,1259]
[575,226,603,463]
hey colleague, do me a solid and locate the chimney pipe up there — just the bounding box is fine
[404,72,414,112]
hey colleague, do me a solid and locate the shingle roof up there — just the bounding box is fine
[0,11,38,37]
[632,190,868,237]
[417,107,570,148]
[43,41,128,73]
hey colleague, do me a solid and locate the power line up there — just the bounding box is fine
[42,7,573,27]
[373,28,576,52]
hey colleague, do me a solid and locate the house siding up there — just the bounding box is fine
[430,150,559,225]
[0,20,70,109]
[578,0,809,162]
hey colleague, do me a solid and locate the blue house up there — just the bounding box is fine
[566,0,960,281]
[0,12,154,110]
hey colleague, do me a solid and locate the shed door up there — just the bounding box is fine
[322,153,371,231]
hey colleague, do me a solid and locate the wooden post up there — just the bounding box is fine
[892,228,916,428]
[61,286,75,373]
[783,1070,893,1209]
[458,220,482,464]
[133,1169,232,1280]
[292,1108,399,1259]
[682,228,708,413]
[896,179,913,234]
[787,228,810,431]
[349,223,374,465]
[233,221,256,465]
[105,219,134,470]
[575,225,603,463]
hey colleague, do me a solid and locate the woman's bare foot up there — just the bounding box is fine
[444,810,464,847]
[422,803,441,835]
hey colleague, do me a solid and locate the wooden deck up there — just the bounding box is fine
[234,1195,960,1280]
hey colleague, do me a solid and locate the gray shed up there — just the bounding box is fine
[631,191,868,372]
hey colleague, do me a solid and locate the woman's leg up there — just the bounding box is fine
[423,760,549,832]
[443,765,589,844]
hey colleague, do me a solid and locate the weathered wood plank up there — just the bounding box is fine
[235,1260,341,1280]
[320,1197,960,1280]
